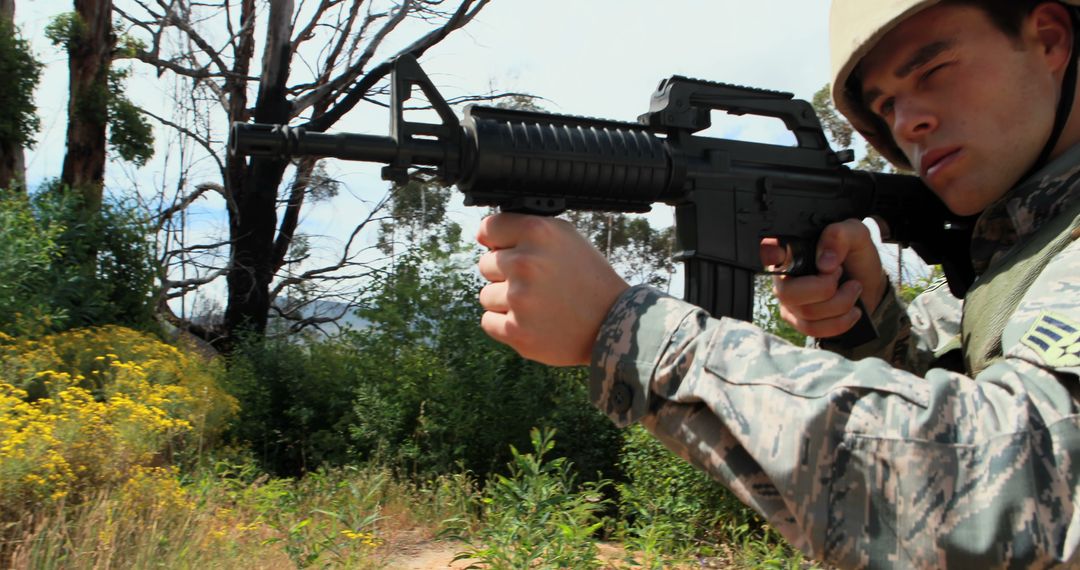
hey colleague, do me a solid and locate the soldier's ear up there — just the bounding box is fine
[1027,2,1073,75]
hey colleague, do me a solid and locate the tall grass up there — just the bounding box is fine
[7,460,478,569]
[0,326,478,569]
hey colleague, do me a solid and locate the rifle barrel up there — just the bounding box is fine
[230,123,449,167]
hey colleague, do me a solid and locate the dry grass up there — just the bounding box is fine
[2,463,478,570]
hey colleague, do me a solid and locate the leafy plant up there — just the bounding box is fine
[0,190,65,336]
[450,428,610,569]
[0,185,157,336]
[46,13,154,167]
[223,336,361,475]
[0,17,42,151]
[345,249,622,480]
[615,425,817,568]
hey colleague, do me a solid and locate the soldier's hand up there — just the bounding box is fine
[477,213,629,366]
[760,219,886,339]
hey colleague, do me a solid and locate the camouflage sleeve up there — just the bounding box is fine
[817,277,963,375]
[589,240,1080,569]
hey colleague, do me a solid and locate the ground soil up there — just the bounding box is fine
[382,532,632,569]
[378,526,743,565]
[385,539,474,569]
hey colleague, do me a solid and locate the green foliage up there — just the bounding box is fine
[346,250,621,480]
[376,179,459,255]
[812,84,852,149]
[44,12,86,53]
[0,186,156,336]
[305,161,341,202]
[813,82,894,175]
[41,183,157,331]
[615,425,815,568]
[616,425,762,558]
[46,14,155,167]
[7,448,476,570]
[115,33,148,59]
[450,428,610,569]
[898,265,944,304]
[565,211,675,288]
[224,337,363,475]
[856,146,891,173]
[494,93,546,112]
[0,191,66,335]
[106,68,155,166]
[754,275,807,346]
[225,246,621,481]
[0,18,43,149]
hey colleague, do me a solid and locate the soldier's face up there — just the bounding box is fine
[858,3,1069,216]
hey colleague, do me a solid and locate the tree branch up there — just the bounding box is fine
[301,0,491,132]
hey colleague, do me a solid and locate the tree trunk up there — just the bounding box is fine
[0,0,25,191]
[0,141,25,191]
[222,0,294,345]
[60,0,113,212]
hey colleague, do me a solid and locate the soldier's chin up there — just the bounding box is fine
[929,182,994,217]
[942,197,983,217]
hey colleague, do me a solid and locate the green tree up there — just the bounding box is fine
[565,212,675,289]
[812,83,891,173]
[376,177,461,257]
[345,247,620,479]
[0,186,156,337]
[0,4,42,191]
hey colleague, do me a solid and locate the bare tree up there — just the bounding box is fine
[114,0,496,348]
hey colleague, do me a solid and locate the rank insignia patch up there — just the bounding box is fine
[1021,311,1080,368]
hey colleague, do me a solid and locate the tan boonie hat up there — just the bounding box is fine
[829,0,1080,170]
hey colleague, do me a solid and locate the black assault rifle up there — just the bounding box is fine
[230,55,976,346]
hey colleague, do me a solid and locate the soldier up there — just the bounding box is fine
[477,1,1080,568]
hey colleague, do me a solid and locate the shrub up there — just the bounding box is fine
[226,249,622,482]
[0,186,157,336]
[0,17,42,150]
[345,251,622,480]
[0,325,236,517]
[6,453,475,570]
[450,428,610,569]
[0,190,65,335]
[224,337,361,475]
[616,424,768,561]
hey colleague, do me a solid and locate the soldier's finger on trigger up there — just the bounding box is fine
[794,280,862,321]
[773,270,843,307]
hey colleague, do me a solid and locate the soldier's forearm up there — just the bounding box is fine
[589,285,1080,568]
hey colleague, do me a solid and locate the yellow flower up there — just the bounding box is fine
[0,325,235,511]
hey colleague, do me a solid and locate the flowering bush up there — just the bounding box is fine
[0,325,236,514]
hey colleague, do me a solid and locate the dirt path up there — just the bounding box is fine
[387,540,640,569]
[384,537,474,569]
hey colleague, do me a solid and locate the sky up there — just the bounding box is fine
[18,0,834,198]
[14,1,921,316]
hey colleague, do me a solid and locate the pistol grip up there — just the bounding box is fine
[824,273,879,348]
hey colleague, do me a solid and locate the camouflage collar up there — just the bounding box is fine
[970,143,1080,275]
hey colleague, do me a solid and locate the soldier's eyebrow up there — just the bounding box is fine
[862,40,955,111]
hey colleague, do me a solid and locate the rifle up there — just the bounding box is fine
[230,55,976,346]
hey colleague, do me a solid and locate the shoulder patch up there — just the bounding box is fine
[1021,311,1080,368]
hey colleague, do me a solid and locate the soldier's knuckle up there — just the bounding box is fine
[520,215,556,240]
[504,251,540,280]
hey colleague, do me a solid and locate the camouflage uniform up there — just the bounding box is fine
[589,144,1080,569]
